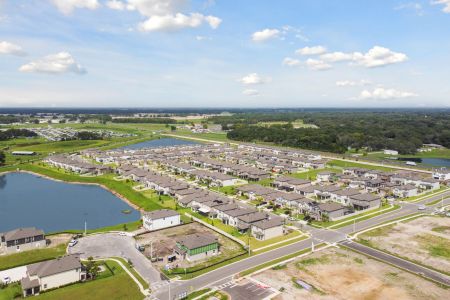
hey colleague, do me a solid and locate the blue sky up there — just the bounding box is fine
[1,0,450,108]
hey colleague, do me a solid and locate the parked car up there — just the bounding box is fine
[118,232,127,236]
[68,239,78,247]
[418,205,426,210]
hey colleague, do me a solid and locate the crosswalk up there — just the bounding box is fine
[151,280,170,291]
[216,280,236,290]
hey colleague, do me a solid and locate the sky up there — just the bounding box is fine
[1,0,450,108]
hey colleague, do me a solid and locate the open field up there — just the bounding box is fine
[289,167,342,180]
[367,148,450,160]
[327,159,394,171]
[252,247,448,300]
[358,216,450,274]
[256,120,319,129]
[137,222,243,269]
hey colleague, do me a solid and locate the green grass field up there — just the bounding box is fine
[327,159,394,171]
[289,167,342,180]
[0,244,67,271]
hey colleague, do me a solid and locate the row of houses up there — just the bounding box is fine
[45,155,111,175]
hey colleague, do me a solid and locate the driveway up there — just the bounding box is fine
[68,233,167,288]
[0,265,27,283]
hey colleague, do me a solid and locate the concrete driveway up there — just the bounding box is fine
[0,266,27,283]
[68,233,167,288]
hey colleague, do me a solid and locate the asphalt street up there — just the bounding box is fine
[154,190,450,299]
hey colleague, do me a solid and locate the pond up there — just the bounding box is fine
[121,137,199,150]
[0,172,140,233]
[397,157,450,168]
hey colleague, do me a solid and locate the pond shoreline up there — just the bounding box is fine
[0,169,143,213]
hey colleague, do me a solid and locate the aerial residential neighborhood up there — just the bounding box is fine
[1,1,450,300]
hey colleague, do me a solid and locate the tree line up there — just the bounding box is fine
[216,112,450,154]
[0,129,37,141]
[111,117,176,124]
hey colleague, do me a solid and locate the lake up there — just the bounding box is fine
[0,172,140,233]
[121,137,199,150]
[397,157,450,168]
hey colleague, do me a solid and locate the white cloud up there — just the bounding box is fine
[242,89,259,96]
[359,87,418,100]
[432,0,450,13]
[138,13,221,32]
[195,35,211,41]
[352,46,408,68]
[394,2,424,16]
[282,57,301,66]
[239,73,269,85]
[51,0,100,14]
[319,46,407,68]
[251,28,280,42]
[336,80,371,87]
[106,0,126,10]
[305,58,332,71]
[320,51,353,62]
[295,46,327,56]
[19,52,86,74]
[0,41,26,56]
[126,0,187,16]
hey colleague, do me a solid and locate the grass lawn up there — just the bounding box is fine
[111,257,149,290]
[0,283,22,300]
[34,260,144,300]
[289,167,341,180]
[327,159,394,171]
[141,190,176,209]
[168,130,230,142]
[210,185,237,195]
[0,164,163,212]
[0,244,67,271]
[240,230,303,249]
[185,288,212,300]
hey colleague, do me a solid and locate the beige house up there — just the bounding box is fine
[0,227,46,254]
[21,255,86,297]
[251,218,284,241]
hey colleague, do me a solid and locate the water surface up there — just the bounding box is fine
[0,172,140,233]
[121,137,199,150]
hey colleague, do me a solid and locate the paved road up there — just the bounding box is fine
[68,233,167,288]
[154,191,450,299]
[339,240,450,286]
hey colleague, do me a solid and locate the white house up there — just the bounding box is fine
[21,255,86,297]
[384,149,398,155]
[142,209,180,231]
[251,218,284,241]
[432,168,450,181]
[393,184,418,198]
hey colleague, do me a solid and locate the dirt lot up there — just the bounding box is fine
[252,247,448,300]
[359,216,450,273]
[47,233,72,247]
[136,222,243,268]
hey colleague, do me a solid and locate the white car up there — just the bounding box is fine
[118,232,127,236]
[2,276,11,284]
[418,205,426,210]
[68,239,78,247]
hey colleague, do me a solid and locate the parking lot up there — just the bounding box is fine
[222,279,275,300]
[68,233,167,288]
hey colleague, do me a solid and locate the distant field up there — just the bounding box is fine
[367,148,450,160]
[168,129,230,142]
[256,119,319,129]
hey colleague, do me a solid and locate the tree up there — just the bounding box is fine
[170,125,177,131]
[85,256,99,279]
[0,151,5,166]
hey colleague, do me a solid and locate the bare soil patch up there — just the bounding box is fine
[47,233,72,247]
[359,216,450,273]
[136,222,243,268]
[252,247,448,300]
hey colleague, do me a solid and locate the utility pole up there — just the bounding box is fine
[353,219,356,233]
[84,220,87,236]
[311,240,315,252]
